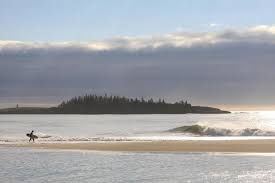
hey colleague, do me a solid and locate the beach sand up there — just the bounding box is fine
[3,140,275,153]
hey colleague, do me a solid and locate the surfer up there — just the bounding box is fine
[29,130,35,142]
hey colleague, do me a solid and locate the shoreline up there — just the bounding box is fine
[3,139,275,153]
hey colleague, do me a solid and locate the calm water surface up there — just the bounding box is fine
[1,147,275,183]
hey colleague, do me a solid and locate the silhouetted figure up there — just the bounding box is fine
[29,130,35,142]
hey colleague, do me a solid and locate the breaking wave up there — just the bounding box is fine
[2,124,275,145]
[168,125,275,136]
[35,132,52,138]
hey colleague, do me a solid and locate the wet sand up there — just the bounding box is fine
[3,140,275,153]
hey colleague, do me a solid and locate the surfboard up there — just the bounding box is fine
[26,133,38,139]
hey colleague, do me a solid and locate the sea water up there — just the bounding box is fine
[1,112,275,182]
[1,111,275,143]
[1,147,275,183]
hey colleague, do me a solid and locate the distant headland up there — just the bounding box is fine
[0,94,230,114]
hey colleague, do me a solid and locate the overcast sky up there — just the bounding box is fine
[1,1,275,108]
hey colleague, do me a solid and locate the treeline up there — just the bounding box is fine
[57,94,192,114]
[0,94,230,114]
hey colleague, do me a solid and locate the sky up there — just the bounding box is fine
[1,0,275,41]
[1,0,275,109]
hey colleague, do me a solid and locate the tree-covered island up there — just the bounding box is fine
[0,94,230,114]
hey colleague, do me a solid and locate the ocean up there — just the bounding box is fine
[1,111,275,182]
[1,111,275,143]
[1,148,275,182]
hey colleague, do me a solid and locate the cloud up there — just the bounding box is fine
[1,25,275,52]
[250,25,275,34]
[209,23,220,27]
[1,25,275,107]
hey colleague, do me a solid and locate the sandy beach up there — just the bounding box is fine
[4,139,275,153]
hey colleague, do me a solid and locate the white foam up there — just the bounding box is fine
[2,135,275,145]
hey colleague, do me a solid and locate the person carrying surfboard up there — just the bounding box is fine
[26,130,38,142]
[28,130,35,142]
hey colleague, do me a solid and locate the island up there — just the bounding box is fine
[0,94,230,114]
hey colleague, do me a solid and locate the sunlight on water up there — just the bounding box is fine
[2,113,275,182]
[1,147,275,183]
[1,112,275,143]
